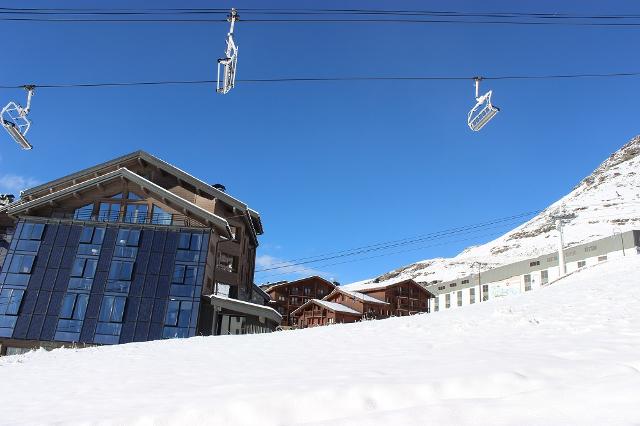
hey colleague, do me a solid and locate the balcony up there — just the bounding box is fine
[47,209,208,228]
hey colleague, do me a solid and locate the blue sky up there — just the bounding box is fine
[1,0,639,284]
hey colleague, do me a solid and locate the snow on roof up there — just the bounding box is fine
[327,288,388,305]
[313,300,361,315]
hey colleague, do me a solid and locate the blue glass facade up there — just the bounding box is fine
[0,219,208,346]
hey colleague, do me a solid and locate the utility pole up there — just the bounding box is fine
[613,227,626,256]
[552,210,573,279]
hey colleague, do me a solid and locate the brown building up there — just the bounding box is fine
[291,299,361,328]
[0,150,281,355]
[263,276,336,327]
[290,278,434,329]
[343,279,433,317]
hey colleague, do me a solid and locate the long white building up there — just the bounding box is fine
[426,230,640,311]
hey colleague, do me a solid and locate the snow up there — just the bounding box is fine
[341,277,407,293]
[2,256,640,425]
[365,136,640,285]
[332,288,389,304]
[310,299,361,314]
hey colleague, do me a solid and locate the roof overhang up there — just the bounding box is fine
[324,288,390,305]
[6,167,232,238]
[209,294,282,324]
[265,276,337,294]
[18,150,263,235]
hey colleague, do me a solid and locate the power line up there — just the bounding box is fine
[2,71,640,91]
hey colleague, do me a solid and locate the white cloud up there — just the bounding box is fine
[255,254,334,281]
[0,174,40,194]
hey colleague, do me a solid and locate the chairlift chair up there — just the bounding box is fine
[1,86,34,150]
[217,9,239,94]
[467,78,499,132]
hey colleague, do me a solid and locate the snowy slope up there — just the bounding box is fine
[1,256,640,425]
[368,135,640,285]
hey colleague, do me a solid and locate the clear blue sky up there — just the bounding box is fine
[1,1,639,284]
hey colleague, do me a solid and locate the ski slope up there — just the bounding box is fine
[368,136,640,285]
[1,256,640,425]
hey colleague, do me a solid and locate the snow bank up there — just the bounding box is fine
[2,256,640,425]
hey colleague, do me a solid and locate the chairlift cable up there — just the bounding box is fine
[2,71,640,91]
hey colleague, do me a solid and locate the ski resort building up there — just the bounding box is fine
[0,151,281,356]
[427,230,640,312]
[262,276,336,327]
[290,278,433,329]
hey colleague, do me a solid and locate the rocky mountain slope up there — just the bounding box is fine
[367,135,640,285]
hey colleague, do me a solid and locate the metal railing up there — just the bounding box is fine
[48,209,208,228]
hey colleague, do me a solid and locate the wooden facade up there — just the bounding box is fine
[264,276,336,327]
[292,300,361,328]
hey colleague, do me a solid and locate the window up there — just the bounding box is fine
[214,282,231,297]
[109,261,134,281]
[79,227,105,244]
[585,246,597,253]
[449,283,457,288]
[114,229,140,258]
[164,300,192,327]
[74,204,93,220]
[577,261,586,268]
[470,288,476,304]
[461,279,469,284]
[229,226,241,242]
[524,274,532,292]
[0,289,24,315]
[598,255,608,262]
[445,294,451,309]
[530,261,540,267]
[217,252,238,273]
[99,296,126,322]
[60,293,89,320]
[457,291,463,306]
[278,295,285,302]
[20,223,45,240]
[482,285,489,301]
[124,204,148,224]
[172,265,197,285]
[151,205,172,225]
[434,298,439,312]
[178,233,203,251]
[303,287,311,296]
[98,202,121,222]
[9,254,35,274]
[541,270,549,285]
[71,258,97,278]
[438,285,445,291]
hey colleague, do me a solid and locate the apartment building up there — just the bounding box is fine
[263,276,336,327]
[0,151,280,355]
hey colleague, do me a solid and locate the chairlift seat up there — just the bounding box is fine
[1,101,33,150]
[468,90,499,132]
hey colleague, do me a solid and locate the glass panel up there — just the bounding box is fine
[70,258,86,277]
[125,204,148,224]
[99,296,114,322]
[57,319,83,333]
[109,261,134,281]
[79,227,94,243]
[98,203,120,222]
[178,233,191,250]
[183,266,196,285]
[113,246,137,259]
[172,265,185,284]
[178,302,192,327]
[110,193,123,199]
[189,234,202,251]
[127,230,141,246]
[73,294,89,320]
[68,278,93,291]
[96,322,122,335]
[16,240,39,252]
[127,192,142,201]
[164,300,180,326]
[60,293,76,318]
[112,297,126,322]
[176,250,199,262]
[152,205,172,225]
[105,281,131,293]
[78,244,101,256]
[74,204,94,220]
[93,228,106,244]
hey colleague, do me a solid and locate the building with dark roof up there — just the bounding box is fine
[0,151,280,356]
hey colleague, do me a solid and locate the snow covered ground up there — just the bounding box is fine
[2,256,640,425]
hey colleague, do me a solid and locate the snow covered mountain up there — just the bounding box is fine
[1,256,639,425]
[370,135,640,285]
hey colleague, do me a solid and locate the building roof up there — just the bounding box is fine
[291,299,362,316]
[11,150,263,235]
[340,278,422,293]
[324,287,389,305]
[263,276,337,294]
[5,167,232,237]
[208,294,282,324]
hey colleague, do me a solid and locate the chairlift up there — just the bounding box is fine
[467,77,499,132]
[1,85,35,150]
[217,8,239,94]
